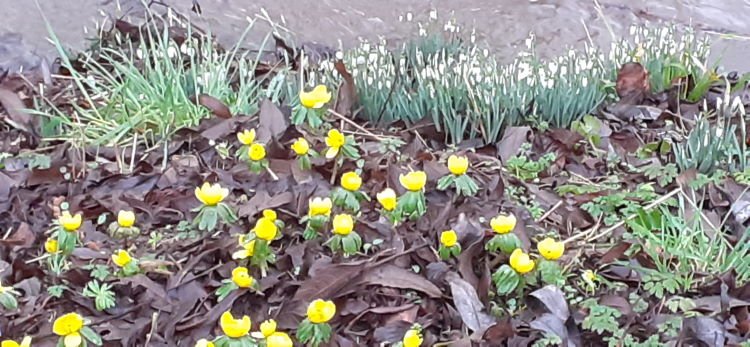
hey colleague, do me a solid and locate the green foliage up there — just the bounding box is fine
[326,232,363,258]
[47,285,67,298]
[84,264,112,281]
[582,183,661,226]
[485,234,521,254]
[642,163,678,187]
[506,144,556,181]
[82,280,116,311]
[193,203,238,232]
[674,116,735,174]
[296,319,332,347]
[437,173,479,197]
[0,287,19,310]
[581,299,622,335]
[492,264,522,295]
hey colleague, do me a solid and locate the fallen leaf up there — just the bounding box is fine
[360,264,442,298]
[198,94,232,119]
[256,99,288,144]
[528,285,569,321]
[334,60,357,117]
[446,272,496,333]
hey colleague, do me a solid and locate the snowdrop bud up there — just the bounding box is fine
[429,9,438,20]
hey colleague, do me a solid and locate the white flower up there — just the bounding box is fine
[429,9,438,20]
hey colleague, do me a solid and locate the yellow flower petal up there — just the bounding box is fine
[490,214,516,234]
[45,238,59,253]
[332,214,354,236]
[63,333,82,347]
[440,230,458,247]
[447,155,469,176]
[325,129,345,159]
[402,329,423,347]
[220,311,252,338]
[537,237,565,260]
[376,188,397,211]
[112,250,133,267]
[1,340,20,347]
[237,129,256,145]
[309,197,332,217]
[340,171,362,191]
[248,143,267,161]
[399,171,427,192]
[52,312,84,336]
[259,319,277,337]
[509,249,535,274]
[117,210,136,228]
[231,267,255,288]
[299,85,332,109]
[254,218,278,241]
[19,337,31,347]
[307,299,336,324]
[59,211,82,232]
[291,138,310,156]
[195,183,229,206]
[266,332,293,347]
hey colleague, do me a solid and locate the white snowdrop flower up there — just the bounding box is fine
[438,63,446,75]
[471,33,476,44]
[398,15,404,22]
[560,65,568,76]
[385,80,392,89]
[167,45,178,58]
[355,56,366,65]
[582,76,588,87]
[86,75,96,87]
[406,12,413,22]
[419,23,427,37]
[483,49,489,58]
[362,42,371,51]
[368,52,378,63]
[367,76,374,85]
[429,9,438,20]
[138,93,146,101]
[377,80,383,90]
[336,51,344,60]
[136,48,144,60]
[444,21,456,33]
[209,139,216,146]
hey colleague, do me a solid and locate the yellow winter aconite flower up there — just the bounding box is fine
[237,129,256,145]
[266,332,293,347]
[112,250,133,267]
[232,236,256,260]
[399,171,427,192]
[509,249,535,274]
[447,155,469,175]
[45,239,59,253]
[402,328,423,347]
[309,197,332,217]
[440,230,458,247]
[53,312,84,336]
[537,237,565,260]
[248,143,267,161]
[195,338,215,347]
[583,270,597,283]
[307,299,336,324]
[254,218,278,241]
[195,182,229,206]
[332,214,354,235]
[262,209,277,221]
[490,214,516,234]
[291,138,310,156]
[59,211,82,232]
[1,336,31,347]
[260,319,277,337]
[231,267,254,288]
[220,311,252,338]
[117,210,135,228]
[325,129,346,159]
[376,188,397,211]
[299,85,331,109]
[340,171,362,191]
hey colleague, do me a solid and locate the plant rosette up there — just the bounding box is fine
[296,299,335,347]
[0,281,20,310]
[193,183,238,232]
[56,211,83,255]
[292,85,331,128]
[437,155,478,197]
[53,312,103,347]
[111,250,140,277]
[247,143,269,174]
[492,249,536,295]
[247,212,281,276]
[485,214,521,254]
[213,311,256,347]
[291,137,316,171]
[300,197,332,240]
[216,266,258,301]
[107,210,141,241]
[325,214,362,257]
[331,171,369,212]
[396,171,428,220]
[438,230,461,260]
[324,129,360,161]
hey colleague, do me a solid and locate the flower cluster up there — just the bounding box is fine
[492,233,566,295]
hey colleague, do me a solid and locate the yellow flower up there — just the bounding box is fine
[248,143,267,161]
[220,311,252,338]
[299,85,331,109]
[291,138,310,156]
[399,171,427,192]
[583,270,597,283]
[266,332,293,347]
[1,336,31,347]
[117,210,135,228]
[237,129,256,145]
[262,209,277,221]
[490,214,516,234]
[195,338,215,347]
[231,267,254,288]
[53,312,84,336]
[325,129,346,159]
[376,188,397,211]
[309,197,332,217]
[332,214,354,236]
[402,328,423,347]
[537,237,565,260]
[447,155,469,175]
[195,182,229,206]
[254,218,278,241]
[440,230,458,247]
[509,249,535,274]
[112,250,133,267]
[45,239,59,253]
[340,171,362,191]
[260,319,277,337]
[59,211,82,232]
[232,236,256,260]
[306,299,336,324]
[63,333,82,347]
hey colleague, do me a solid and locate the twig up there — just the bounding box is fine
[536,200,563,223]
[327,109,385,141]
[144,311,159,346]
[564,187,681,244]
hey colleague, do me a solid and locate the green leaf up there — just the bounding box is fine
[492,265,521,295]
[0,292,18,310]
[81,326,103,346]
[437,175,455,191]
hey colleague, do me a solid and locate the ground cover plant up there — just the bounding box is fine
[1,4,750,347]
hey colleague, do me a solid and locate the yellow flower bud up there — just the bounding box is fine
[254,218,278,241]
[45,239,59,253]
[291,138,310,156]
[266,332,293,347]
[231,267,254,288]
[195,182,229,206]
[112,250,133,267]
[447,155,469,175]
[309,197,332,217]
[340,171,362,191]
[59,211,82,232]
[259,319,277,337]
[1,336,31,347]
[117,210,135,228]
[220,311,252,338]
[248,143,267,161]
[262,209,277,221]
[509,249,535,274]
[440,230,458,247]
[195,338,215,347]
[52,312,84,336]
[583,270,597,283]
[306,299,336,324]
[402,328,423,347]
[399,171,427,192]
[332,214,354,235]
[537,237,564,260]
[232,236,256,260]
[237,129,256,145]
[325,129,345,159]
[376,188,397,211]
[490,214,516,234]
[299,85,332,109]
